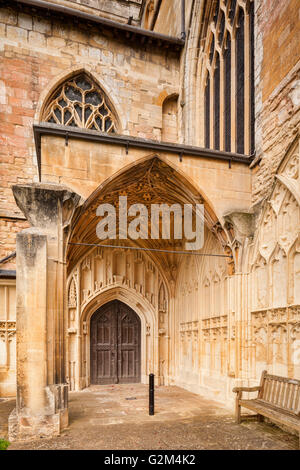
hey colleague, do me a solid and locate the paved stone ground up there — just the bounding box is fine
[0,385,298,450]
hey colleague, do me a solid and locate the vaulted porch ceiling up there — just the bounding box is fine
[67,156,230,275]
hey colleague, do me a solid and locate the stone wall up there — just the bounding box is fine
[253,0,300,204]
[153,0,193,38]
[248,136,300,380]
[0,3,179,219]
[172,229,233,401]
[0,280,16,397]
[40,136,252,220]
[0,218,28,268]
[66,245,168,389]
[53,0,145,25]
[0,0,300,417]
[172,137,300,402]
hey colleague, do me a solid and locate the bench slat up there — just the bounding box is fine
[272,378,278,404]
[275,380,281,407]
[261,375,300,413]
[294,386,300,415]
[265,380,300,414]
[269,378,274,402]
[263,378,269,401]
[288,383,296,411]
[265,373,300,385]
[270,379,277,404]
[234,371,300,447]
[293,385,299,413]
[279,380,286,408]
[239,399,300,430]
[284,383,291,409]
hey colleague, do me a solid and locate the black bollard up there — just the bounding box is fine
[149,373,155,415]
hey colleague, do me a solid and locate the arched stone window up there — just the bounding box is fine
[201,0,254,155]
[42,73,117,133]
[162,94,179,143]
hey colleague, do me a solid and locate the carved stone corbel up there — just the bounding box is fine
[223,211,256,245]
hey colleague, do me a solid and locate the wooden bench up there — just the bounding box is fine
[233,370,300,447]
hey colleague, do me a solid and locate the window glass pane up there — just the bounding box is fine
[236,8,245,154]
[205,75,210,148]
[214,54,220,150]
[224,35,231,152]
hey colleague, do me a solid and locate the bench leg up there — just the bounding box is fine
[235,393,242,424]
[257,414,264,423]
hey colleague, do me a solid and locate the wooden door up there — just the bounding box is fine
[117,301,141,384]
[90,300,141,384]
[90,301,118,385]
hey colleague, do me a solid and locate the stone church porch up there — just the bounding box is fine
[1,385,298,450]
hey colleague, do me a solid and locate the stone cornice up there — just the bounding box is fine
[6,0,184,49]
[33,122,253,181]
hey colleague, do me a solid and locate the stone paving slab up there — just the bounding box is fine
[0,385,298,450]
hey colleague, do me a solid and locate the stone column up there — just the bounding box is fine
[8,183,81,441]
[224,211,255,392]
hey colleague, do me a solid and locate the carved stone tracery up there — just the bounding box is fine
[68,278,77,308]
[201,315,228,341]
[252,307,300,362]
[43,74,117,133]
[0,321,16,342]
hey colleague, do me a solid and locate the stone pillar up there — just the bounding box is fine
[8,183,81,441]
[224,210,255,388]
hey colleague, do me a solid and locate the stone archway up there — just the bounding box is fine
[90,300,141,385]
[9,154,233,440]
[82,285,157,388]
[65,154,231,392]
[67,261,164,390]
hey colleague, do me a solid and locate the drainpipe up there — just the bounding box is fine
[180,0,196,145]
[150,0,162,31]
[181,0,186,40]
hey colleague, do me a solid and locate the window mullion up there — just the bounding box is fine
[231,34,237,153]
[220,55,225,151]
[210,69,215,149]
[244,8,251,155]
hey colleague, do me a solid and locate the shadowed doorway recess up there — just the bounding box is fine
[90,300,141,385]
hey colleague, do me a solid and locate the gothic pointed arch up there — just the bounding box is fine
[249,136,300,314]
[41,71,119,133]
[195,0,255,154]
[251,135,300,267]
[66,155,231,276]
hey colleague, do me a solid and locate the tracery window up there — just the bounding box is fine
[42,73,117,133]
[201,0,255,155]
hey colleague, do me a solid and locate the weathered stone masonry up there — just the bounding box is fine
[0,0,299,441]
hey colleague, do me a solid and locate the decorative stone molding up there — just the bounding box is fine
[43,73,117,134]
[12,183,82,231]
[68,278,77,308]
[202,316,228,341]
[224,211,256,244]
[180,321,199,334]
[0,321,16,342]
[251,306,300,350]
[78,247,165,310]
[82,257,91,272]
[66,243,169,390]
[252,140,300,266]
